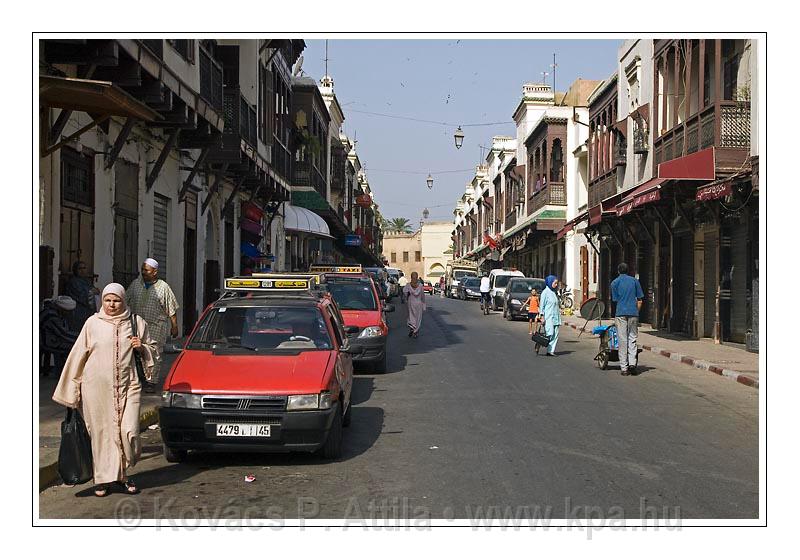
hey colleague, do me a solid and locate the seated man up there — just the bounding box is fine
[40,296,78,376]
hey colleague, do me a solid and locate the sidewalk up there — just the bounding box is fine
[38,340,185,491]
[560,313,760,389]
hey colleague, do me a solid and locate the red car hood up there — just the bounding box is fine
[340,309,383,329]
[166,350,334,395]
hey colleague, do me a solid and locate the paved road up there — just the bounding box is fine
[39,295,758,522]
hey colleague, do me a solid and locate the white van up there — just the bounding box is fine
[488,268,525,311]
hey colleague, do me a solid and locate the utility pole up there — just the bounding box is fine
[551,53,558,104]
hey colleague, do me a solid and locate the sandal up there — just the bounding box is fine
[118,479,140,495]
[94,484,109,497]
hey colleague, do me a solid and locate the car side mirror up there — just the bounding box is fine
[384,304,395,313]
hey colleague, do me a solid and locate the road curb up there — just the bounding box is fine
[39,404,161,492]
[561,319,759,390]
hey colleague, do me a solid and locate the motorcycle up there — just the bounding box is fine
[558,286,574,311]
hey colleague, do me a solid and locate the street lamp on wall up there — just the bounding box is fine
[426,174,433,190]
[454,126,465,149]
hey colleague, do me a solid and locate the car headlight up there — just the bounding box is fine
[163,392,203,408]
[287,394,320,410]
[358,326,383,338]
[511,299,522,305]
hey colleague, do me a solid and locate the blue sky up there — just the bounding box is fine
[301,39,621,225]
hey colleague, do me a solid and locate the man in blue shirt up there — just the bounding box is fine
[610,262,644,376]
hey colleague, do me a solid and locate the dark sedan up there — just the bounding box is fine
[502,277,546,320]
[456,277,482,300]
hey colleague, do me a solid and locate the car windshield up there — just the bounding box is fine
[509,279,546,294]
[493,275,517,288]
[454,270,476,280]
[326,281,378,310]
[187,305,332,351]
[463,278,481,288]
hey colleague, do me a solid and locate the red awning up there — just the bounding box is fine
[557,210,590,239]
[657,147,715,180]
[616,178,663,216]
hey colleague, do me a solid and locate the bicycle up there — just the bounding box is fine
[480,292,491,315]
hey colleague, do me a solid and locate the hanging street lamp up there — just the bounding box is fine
[454,126,465,149]
[423,208,430,220]
[426,174,434,189]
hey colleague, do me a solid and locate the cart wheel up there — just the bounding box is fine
[597,352,609,370]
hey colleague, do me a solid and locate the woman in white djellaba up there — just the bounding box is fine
[403,272,427,338]
[53,283,158,497]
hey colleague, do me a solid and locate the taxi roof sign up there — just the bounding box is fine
[309,264,363,274]
[223,274,317,292]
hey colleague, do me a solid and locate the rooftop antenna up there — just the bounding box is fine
[541,70,549,85]
[551,53,558,99]
[324,39,329,76]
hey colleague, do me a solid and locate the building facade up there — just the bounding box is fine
[39,38,384,338]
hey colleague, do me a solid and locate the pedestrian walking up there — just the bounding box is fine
[126,258,179,388]
[52,283,158,497]
[610,262,644,376]
[403,272,426,338]
[398,274,408,303]
[40,296,79,376]
[539,275,561,356]
[64,261,98,332]
[523,288,540,336]
[439,276,445,298]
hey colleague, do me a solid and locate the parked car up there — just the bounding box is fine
[422,281,433,294]
[456,277,482,300]
[503,277,546,320]
[323,272,395,374]
[159,274,355,463]
[488,268,525,311]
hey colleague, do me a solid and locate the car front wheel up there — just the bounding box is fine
[163,445,187,463]
[319,405,343,460]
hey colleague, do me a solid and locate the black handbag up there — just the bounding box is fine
[57,408,93,485]
[531,324,550,346]
[129,314,149,387]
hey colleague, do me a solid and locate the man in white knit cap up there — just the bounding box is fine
[126,258,179,388]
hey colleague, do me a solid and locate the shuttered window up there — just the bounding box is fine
[153,194,169,282]
[113,160,139,288]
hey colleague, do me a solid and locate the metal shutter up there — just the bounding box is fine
[729,225,748,343]
[703,230,718,338]
[153,194,169,282]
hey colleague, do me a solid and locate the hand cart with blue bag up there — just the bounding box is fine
[578,298,641,371]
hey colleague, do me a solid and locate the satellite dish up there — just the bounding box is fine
[292,55,304,77]
[579,297,605,321]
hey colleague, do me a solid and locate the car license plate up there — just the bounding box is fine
[215,424,271,437]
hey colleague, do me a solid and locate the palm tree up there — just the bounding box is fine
[389,217,412,233]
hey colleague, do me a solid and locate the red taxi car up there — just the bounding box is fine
[310,265,395,374]
[158,275,355,462]
[422,281,434,295]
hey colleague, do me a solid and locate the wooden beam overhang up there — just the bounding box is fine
[221,175,247,219]
[104,117,136,170]
[145,128,179,192]
[635,213,657,245]
[177,146,210,201]
[201,163,230,215]
[41,113,110,157]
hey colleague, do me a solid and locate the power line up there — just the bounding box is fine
[346,108,513,128]
[365,168,474,175]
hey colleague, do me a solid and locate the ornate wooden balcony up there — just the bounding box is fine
[199,45,223,112]
[529,181,566,214]
[655,101,750,170]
